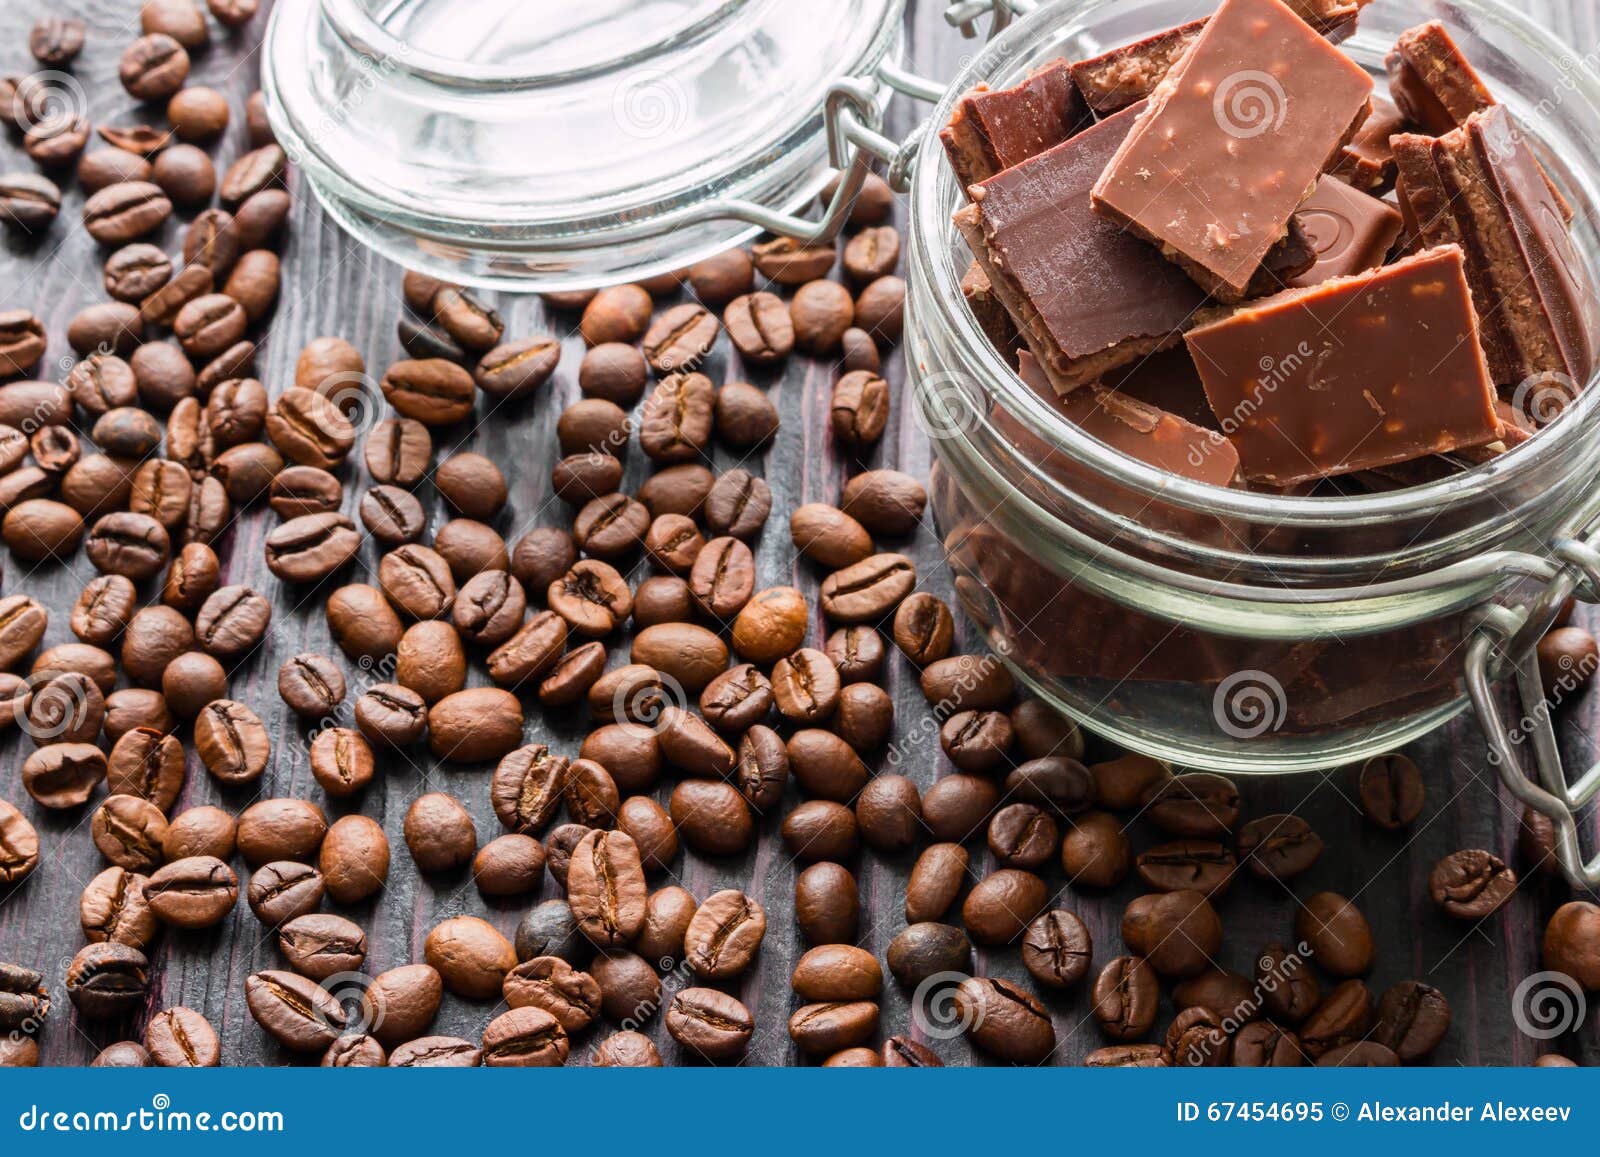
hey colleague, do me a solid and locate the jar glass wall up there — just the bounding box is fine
[906,0,1600,772]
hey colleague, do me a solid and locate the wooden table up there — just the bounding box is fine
[1,0,1596,1067]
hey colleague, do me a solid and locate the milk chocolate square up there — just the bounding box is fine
[940,60,1092,193]
[1091,0,1374,301]
[1393,106,1593,389]
[1385,21,1493,135]
[1285,178,1403,288]
[1330,96,1407,192]
[1069,20,1207,116]
[1185,246,1501,484]
[958,100,1206,394]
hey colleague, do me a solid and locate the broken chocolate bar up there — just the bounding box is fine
[1091,0,1374,302]
[1386,21,1492,135]
[1393,106,1593,389]
[939,59,1092,192]
[1185,245,1501,485]
[1330,95,1407,192]
[957,100,1206,394]
[960,260,1017,354]
[1285,178,1403,288]
[1070,0,1362,117]
[1057,381,1240,488]
[1069,20,1207,117]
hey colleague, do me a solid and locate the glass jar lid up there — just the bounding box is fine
[262,0,903,289]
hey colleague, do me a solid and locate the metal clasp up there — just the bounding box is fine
[1467,527,1600,887]
[681,0,1023,246]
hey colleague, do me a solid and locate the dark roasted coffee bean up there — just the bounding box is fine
[83,180,171,244]
[265,513,361,583]
[128,460,191,531]
[665,988,753,1059]
[0,171,60,232]
[146,855,237,928]
[194,699,268,785]
[672,779,754,856]
[886,922,971,988]
[1373,980,1451,1061]
[819,553,915,622]
[684,890,767,980]
[1295,892,1373,977]
[1122,890,1222,978]
[246,969,345,1052]
[381,358,475,426]
[66,943,148,1020]
[80,865,158,948]
[144,1006,219,1067]
[1299,979,1375,1058]
[1135,840,1234,896]
[106,726,184,812]
[0,802,40,886]
[266,387,355,469]
[247,861,325,926]
[1238,814,1323,881]
[1141,772,1241,837]
[1019,909,1092,989]
[1358,752,1425,830]
[1429,849,1516,919]
[751,236,834,283]
[1092,954,1160,1040]
[278,913,366,981]
[830,370,889,450]
[987,803,1058,869]
[1257,941,1319,1024]
[962,869,1048,945]
[701,663,772,733]
[639,372,714,464]
[954,976,1054,1064]
[703,468,771,539]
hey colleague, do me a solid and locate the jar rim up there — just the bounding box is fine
[909,0,1600,527]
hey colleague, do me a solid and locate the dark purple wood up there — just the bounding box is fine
[0,0,1593,1069]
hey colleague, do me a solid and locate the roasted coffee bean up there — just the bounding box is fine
[921,773,999,843]
[168,86,230,143]
[572,492,650,560]
[365,417,433,487]
[379,544,457,620]
[278,913,366,981]
[247,861,325,926]
[404,792,478,874]
[103,689,175,742]
[238,799,328,868]
[354,683,428,749]
[80,148,153,195]
[0,171,60,233]
[832,682,893,751]
[193,584,271,660]
[106,727,184,812]
[987,803,1058,869]
[34,642,119,692]
[0,962,48,1034]
[886,922,971,988]
[1141,772,1241,837]
[686,248,755,308]
[23,670,104,746]
[904,843,967,923]
[854,275,905,340]
[1228,1020,1304,1066]
[1019,909,1092,989]
[211,442,283,506]
[1122,890,1222,978]
[387,1037,479,1068]
[430,286,502,352]
[577,342,648,406]
[162,806,236,863]
[1256,941,1319,1024]
[475,336,559,400]
[163,654,227,721]
[502,956,600,1032]
[1357,753,1425,830]
[560,759,618,830]
[246,969,345,1053]
[1092,954,1160,1040]
[578,284,652,345]
[1429,849,1516,919]
[326,584,403,663]
[820,626,880,686]
[643,513,704,574]
[954,976,1054,1064]
[963,869,1049,945]
[1166,1005,1230,1067]
[672,779,754,856]
[830,370,889,450]
[206,377,271,446]
[66,943,148,1020]
[264,512,361,583]
[3,498,84,562]
[92,794,168,871]
[317,814,389,905]
[0,593,47,668]
[428,686,522,762]
[701,663,773,733]
[153,144,217,210]
[567,829,647,947]
[790,279,854,355]
[126,461,189,533]
[703,468,772,539]
[511,527,578,596]
[160,544,219,615]
[359,484,426,546]
[666,988,753,1059]
[786,728,868,801]
[103,245,171,303]
[748,234,838,285]
[819,553,915,623]
[121,34,190,101]
[471,833,545,897]
[1135,840,1234,896]
[1238,814,1323,881]
[0,802,40,886]
[557,399,630,456]
[173,293,247,360]
[842,224,901,284]
[789,504,871,571]
[425,915,517,999]
[1295,892,1373,977]
[688,536,755,620]
[643,302,719,373]
[1373,980,1450,1061]
[683,889,768,980]
[515,900,589,968]
[941,709,1014,774]
[396,621,467,705]
[592,1031,662,1067]
[268,465,341,520]
[144,1006,220,1067]
[381,359,476,425]
[453,570,525,646]
[146,855,237,929]
[1544,902,1600,990]
[849,774,917,853]
[549,560,632,638]
[265,387,355,469]
[491,744,570,834]
[219,144,285,208]
[306,728,374,799]
[639,372,715,464]
[729,587,809,666]
[1299,979,1375,1058]
[66,357,138,421]
[23,742,106,808]
[83,180,171,244]
[80,866,158,948]
[194,699,268,784]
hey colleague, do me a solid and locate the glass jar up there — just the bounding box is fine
[261,0,903,290]
[906,0,1600,774]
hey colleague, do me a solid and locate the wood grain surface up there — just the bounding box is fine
[0,0,1597,1068]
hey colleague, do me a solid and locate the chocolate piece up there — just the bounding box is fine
[960,260,1017,354]
[958,100,1205,394]
[940,60,1092,192]
[1330,96,1407,192]
[1246,218,1319,296]
[1070,2,1360,117]
[1185,246,1501,485]
[1091,0,1374,302]
[1385,21,1492,135]
[1069,21,1207,116]
[1393,107,1592,389]
[1285,178,1403,288]
[1056,380,1239,489]
[1101,347,1219,432]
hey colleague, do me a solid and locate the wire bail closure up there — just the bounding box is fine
[674,0,1026,247]
[1467,529,1600,887]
